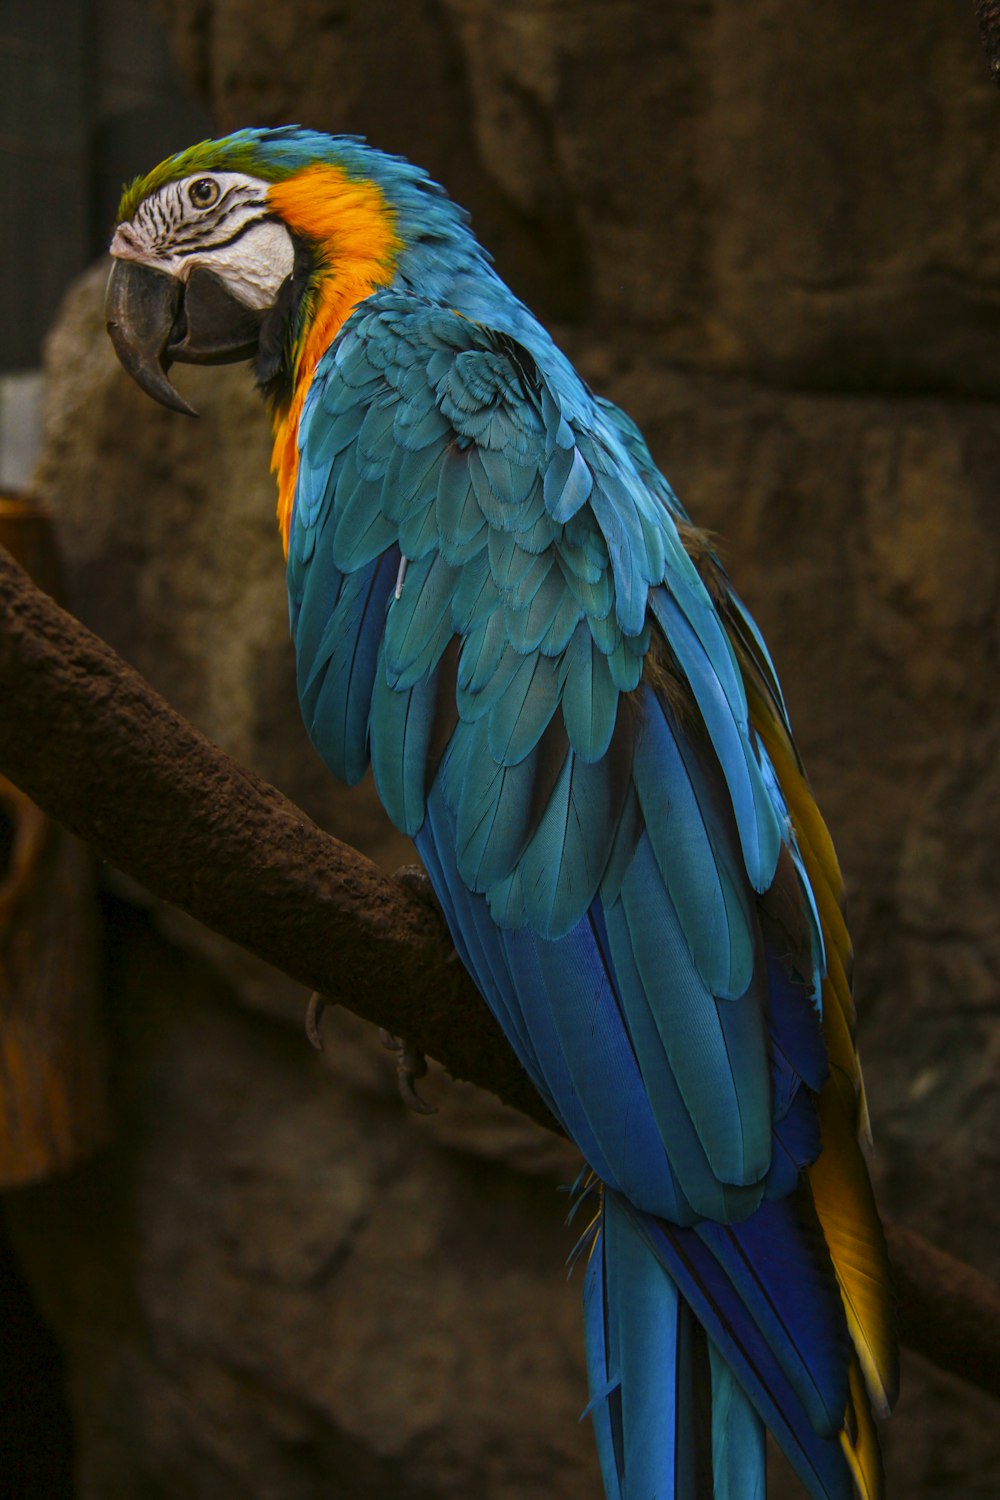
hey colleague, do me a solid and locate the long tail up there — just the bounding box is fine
[583,1189,881,1500]
[584,1190,765,1500]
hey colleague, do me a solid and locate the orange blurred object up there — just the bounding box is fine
[0,495,107,1186]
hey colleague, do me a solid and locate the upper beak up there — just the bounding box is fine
[105,261,266,417]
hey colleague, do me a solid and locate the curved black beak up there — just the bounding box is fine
[106,261,266,417]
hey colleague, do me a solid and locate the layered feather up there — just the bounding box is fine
[118,127,897,1495]
[281,241,896,1500]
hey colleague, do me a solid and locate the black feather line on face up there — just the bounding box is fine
[169,201,243,250]
[170,192,269,250]
[173,209,274,258]
[254,234,316,407]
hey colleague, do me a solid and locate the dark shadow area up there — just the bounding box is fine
[0,1208,74,1499]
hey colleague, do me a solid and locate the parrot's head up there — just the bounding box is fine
[106,126,474,418]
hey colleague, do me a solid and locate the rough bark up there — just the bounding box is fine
[886,1222,1000,1402]
[2,543,1000,1403]
[0,545,551,1131]
[9,3,1000,1494]
[976,0,1000,82]
[0,503,106,1185]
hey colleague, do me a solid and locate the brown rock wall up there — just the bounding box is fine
[9,915,591,1500]
[163,0,1000,390]
[7,2,1000,1496]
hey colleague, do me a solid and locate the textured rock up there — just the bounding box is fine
[7,910,591,1500]
[164,0,1000,389]
[0,500,106,1188]
[7,1,1000,1495]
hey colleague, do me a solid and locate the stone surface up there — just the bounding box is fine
[6,1,1000,1496]
[7,909,590,1500]
[0,500,107,1188]
[21,258,593,1499]
[165,0,1000,390]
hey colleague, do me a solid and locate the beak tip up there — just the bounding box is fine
[106,326,199,418]
[105,261,199,417]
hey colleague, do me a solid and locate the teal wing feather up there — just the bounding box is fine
[292,292,780,922]
[287,289,862,1500]
[289,294,791,1207]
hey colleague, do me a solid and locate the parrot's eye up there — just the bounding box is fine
[188,178,220,209]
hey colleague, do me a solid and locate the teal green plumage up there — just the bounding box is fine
[110,126,899,1500]
[289,291,881,1496]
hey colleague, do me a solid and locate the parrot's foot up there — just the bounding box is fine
[306,870,439,1055]
[379,1029,436,1114]
[305,997,433,1113]
[394,864,461,967]
[305,991,336,1051]
[394,863,442,913]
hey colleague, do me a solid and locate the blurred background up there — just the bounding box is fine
[2,1,1000,1496]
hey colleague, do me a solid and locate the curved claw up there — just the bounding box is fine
[394,865,461,965]
[306,991,334,1051]
[379,1029,436,1115]
[393,864,442,913]
[398,1069,436,1116]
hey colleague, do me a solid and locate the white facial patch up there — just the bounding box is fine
[110,171,295,309]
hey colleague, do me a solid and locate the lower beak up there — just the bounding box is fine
[105,261,266,417]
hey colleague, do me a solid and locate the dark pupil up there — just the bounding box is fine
[192,180,215,205]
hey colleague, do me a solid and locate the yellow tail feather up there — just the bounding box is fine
[739,655,899,1434]
[810,1070,898,1420]
[840,1355,885,1500]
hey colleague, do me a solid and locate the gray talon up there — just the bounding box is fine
[380,1029,436,1114]
[395,865,461,970]
[306,991,334,1051]
[394,864,441,910]
[398,1068,436,1115]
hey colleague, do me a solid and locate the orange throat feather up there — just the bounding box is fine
[266,164,402,554]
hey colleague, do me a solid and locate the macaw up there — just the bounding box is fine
[104,126,897,1500]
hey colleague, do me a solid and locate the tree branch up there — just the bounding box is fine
[0,545,552,1130]
[2,544,999,1401]
[976,1,1000,86]
[886,1221,1000,1401]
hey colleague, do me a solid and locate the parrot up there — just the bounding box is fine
[104,126,897,1500]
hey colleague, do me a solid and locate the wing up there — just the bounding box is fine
[289,292,784,1195]
[286,291,896,1496]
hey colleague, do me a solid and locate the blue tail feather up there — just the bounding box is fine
[584,1193,750,1500]
[268,133,892,1500]
[708,1341,766,1500]
[626,1201,854,1500]
[694,1193,850,1438]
